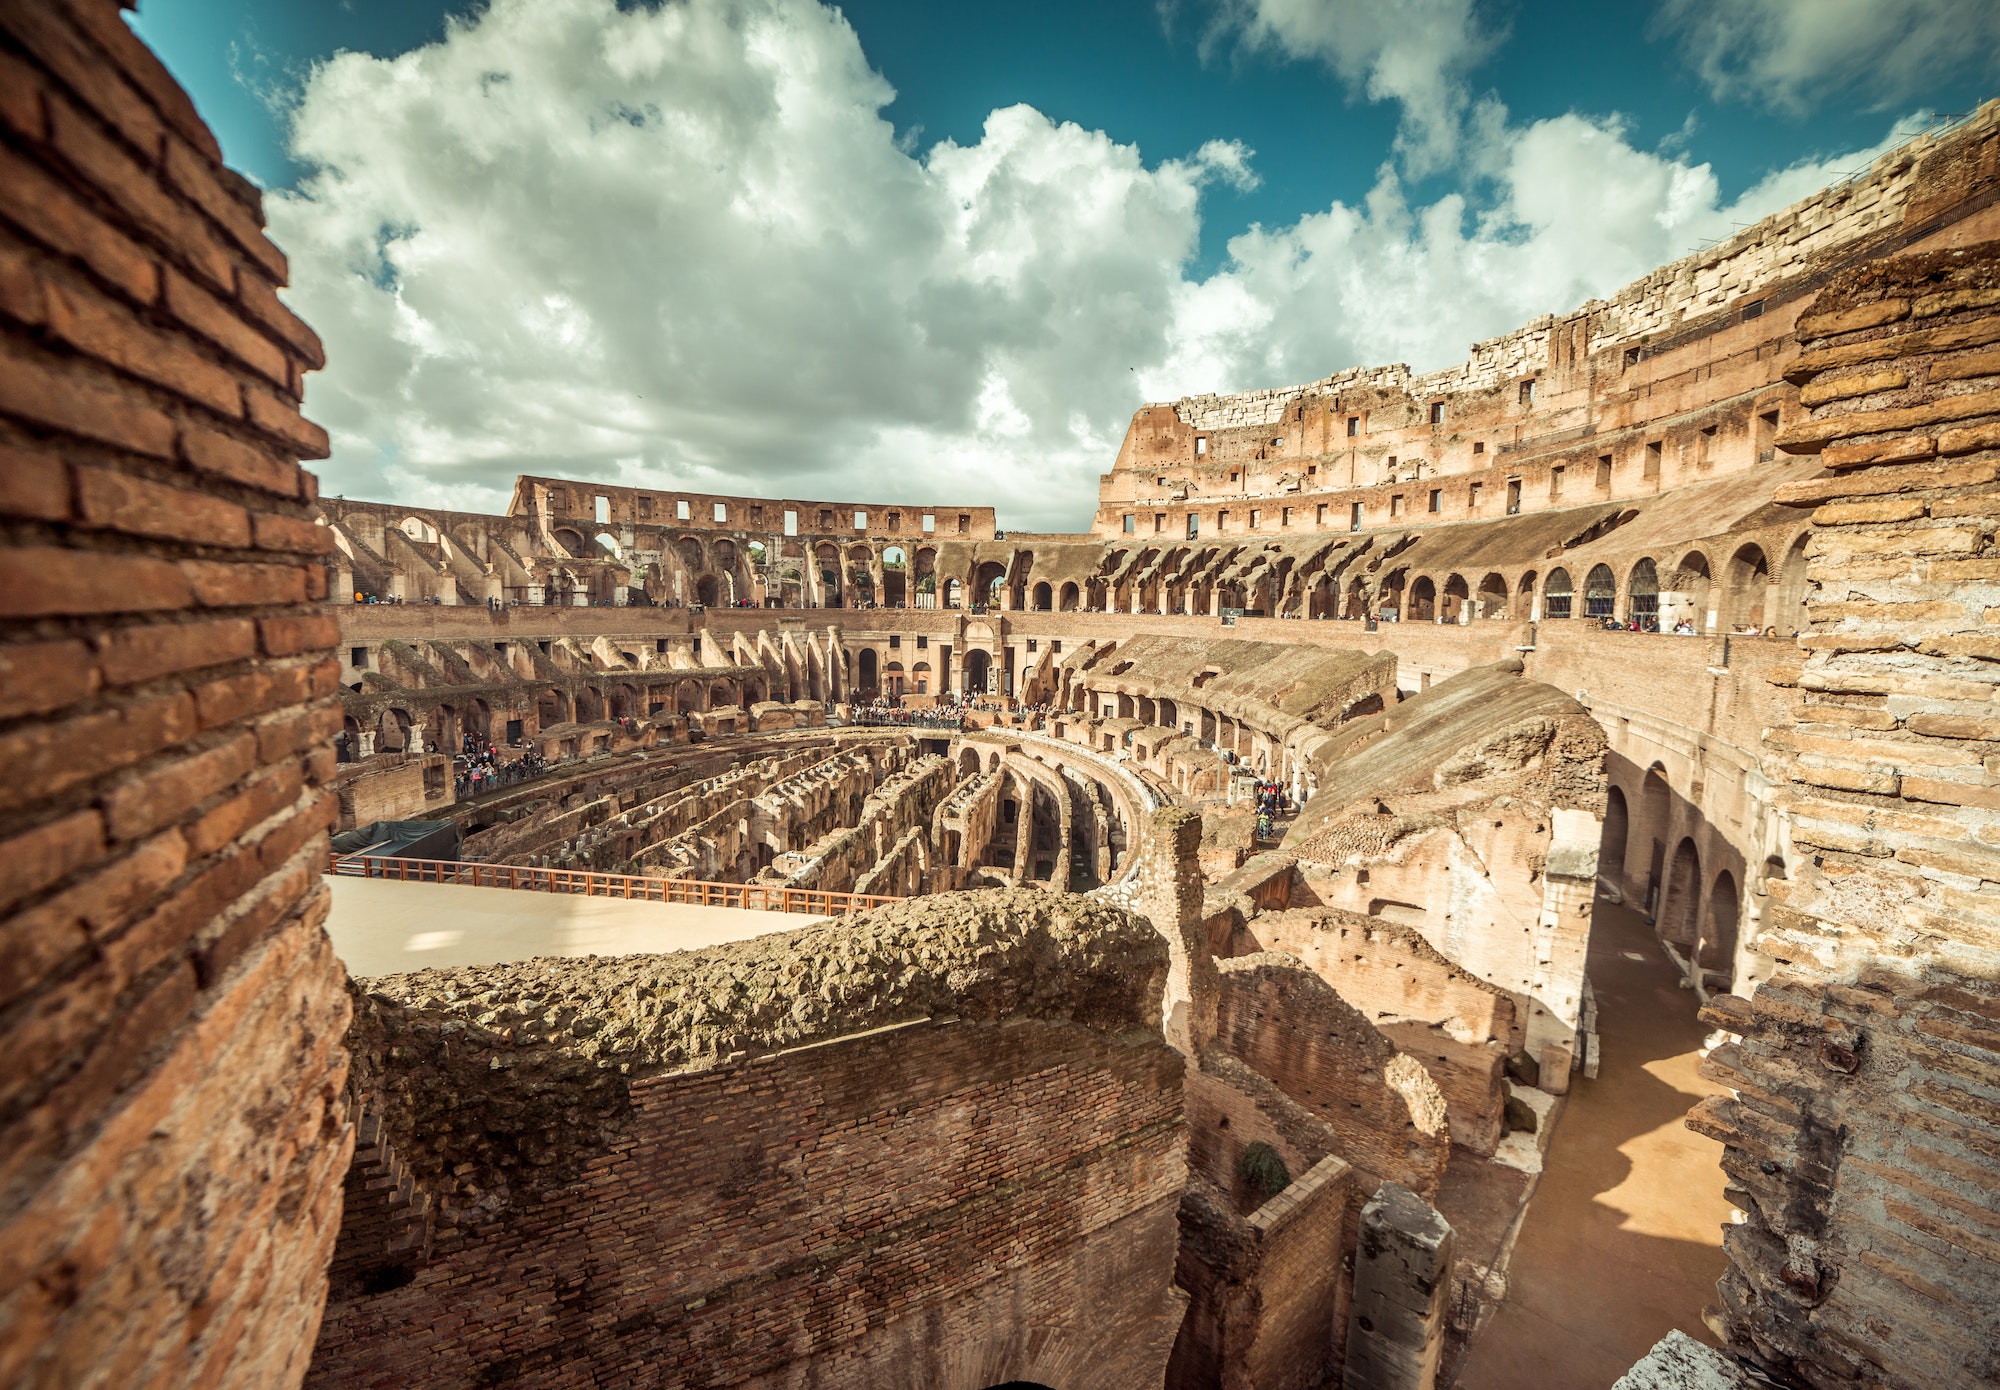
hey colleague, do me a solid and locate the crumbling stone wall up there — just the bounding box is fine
[1244,909,1518,1158]
[312,891,1187,1389]
[0,4,348,1383]
[1211,955,1451,1206]
[1689,241,2000,1389]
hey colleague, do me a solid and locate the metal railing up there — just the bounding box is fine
[330,854,900,916]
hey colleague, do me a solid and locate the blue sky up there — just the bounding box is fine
[125,0,2000,526]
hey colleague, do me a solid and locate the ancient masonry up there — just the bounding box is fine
[0,6,1997,1389]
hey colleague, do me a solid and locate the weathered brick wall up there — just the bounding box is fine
[311,891,1186,1388]
[1688,242,2000,1388]
[313,1018,1185,1390]
[1212,955,1450,1204]
[0,4,348,1385]
[1244,909,1518,1156]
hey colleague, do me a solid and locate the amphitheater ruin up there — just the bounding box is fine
[2,6,1998,1389]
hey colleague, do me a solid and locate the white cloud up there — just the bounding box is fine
[1141,109,1920,400]
[275,0,1246,530]
[1655,0,2000,113]
[273,0,1918,532]
[1181,0,1497,174]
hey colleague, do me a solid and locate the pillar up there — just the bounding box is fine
[1343,1183,1455,1390]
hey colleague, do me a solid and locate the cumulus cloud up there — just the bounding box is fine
[1142,109,1922,400]
[274,0,1247,529]
[274,0,1919,532]
[1180,0,1496,174]
[1655,0,2000,113]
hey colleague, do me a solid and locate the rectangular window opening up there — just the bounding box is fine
[1428,401,1445,425]
[921,513,935,532]
[1519,378,1536,407]
[1550,466,1565,500]
[594,496,610,524]
[1644,441,1663,479]
[1596,454,1613,489]
[1505,479,1522,515]
[714,502,727,523]
[784,509,798,536]
[1469,482,1482,509]
[1346,416,1360,437]
[1195,436,1208,456]
[854,510,867,530]
[1427,489,1441,513]
[1123,513,1136,533]
[676,500,690,520]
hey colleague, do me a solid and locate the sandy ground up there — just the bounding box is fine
[324,874,826,978]
[1451,898,1735,1389]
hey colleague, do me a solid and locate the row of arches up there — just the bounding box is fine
[1329,535,1809,631]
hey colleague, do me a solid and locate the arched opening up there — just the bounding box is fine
[1626,558,1659,627]
[973,560,1007,610]
[1601,785,1629,880]
[1058,581,1080,612]
[945,578,963,609]
[1477,571,1508,619]
[857,647,878,694]
[965,648,992,694]
[1543,567,1573,619]
[1343,576,1369,619]
[574,686,605,723]
[1031,581,1052,611]
[1724,543,1772,632]
[1442,572,1470,622]
[536,689,567,728]
[883,660,904,696]
[1584,563,1617,620]
[1640,764,1671,911]
[1662,837,1701,952]
[551,527,586,559]
[1670,550,1712,631]
[1702,870,1740,983]
[677,682,705,713]
[959,746,982,778]
[1380,569,1408,620]
[815,542,842,606]
[881,545,906,607]
[1770,532,1811,636]
[911,660,931,694]
[694,574,720,607]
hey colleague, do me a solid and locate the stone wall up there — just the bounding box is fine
[311,891,1187,1389]
[1688,241,2000,1388]
[0,4,348,1384]
[1211,955,1451,1205]
[1243,909,1519,1157]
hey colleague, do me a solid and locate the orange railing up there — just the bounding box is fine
[329,854,900,916]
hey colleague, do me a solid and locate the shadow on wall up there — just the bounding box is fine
[1599,752,1757,995]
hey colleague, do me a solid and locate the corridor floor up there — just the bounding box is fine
[1451,898,1735,1389]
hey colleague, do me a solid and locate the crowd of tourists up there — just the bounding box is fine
[453,734,547,800]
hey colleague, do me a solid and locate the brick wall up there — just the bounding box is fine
[0,4,348,1386]
[1212,955,1451,1204]
[1244,909,1518,1157]
[310,1015,1187,1390]
[1688,241,2000,1388]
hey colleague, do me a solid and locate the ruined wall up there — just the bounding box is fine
[1688,242,2000,1389]
[311,892,1187,1390]
[0,5,349,1383]
[1211,955,1451,1205]
[1244,909,1518,1157]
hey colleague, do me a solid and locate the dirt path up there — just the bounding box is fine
[1451,899,1735,1389]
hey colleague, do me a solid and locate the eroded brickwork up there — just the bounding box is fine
[1690,243,2000,1388]
[0,4,348,1385]
[310,892,1186,1389]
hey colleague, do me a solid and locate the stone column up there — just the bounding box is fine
[1131,807,1216,1056]
[1343,1182,1455,1390]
